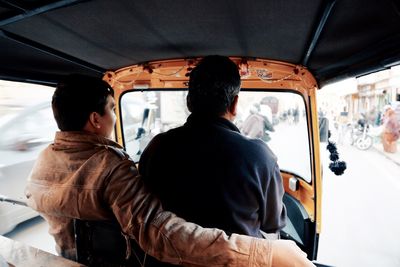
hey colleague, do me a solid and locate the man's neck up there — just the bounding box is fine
[221,112,235,122]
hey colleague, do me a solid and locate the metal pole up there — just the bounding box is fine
[0,194,28,207]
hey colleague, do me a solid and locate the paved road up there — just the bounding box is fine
[317,144,400,267]
[270,121,400,266]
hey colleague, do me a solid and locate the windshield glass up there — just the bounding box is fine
[121,90,311,182]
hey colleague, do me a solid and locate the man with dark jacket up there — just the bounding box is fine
[25,74,312,267]
[140,56,286,241]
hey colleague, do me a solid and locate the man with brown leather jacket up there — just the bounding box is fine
[25,74,314,267]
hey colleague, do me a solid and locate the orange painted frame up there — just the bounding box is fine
[103,57,322,234]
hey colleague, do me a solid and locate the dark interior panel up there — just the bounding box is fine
[281,193,317,260]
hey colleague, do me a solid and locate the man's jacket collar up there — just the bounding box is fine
[53,131,123,150]
[185,113,240,133]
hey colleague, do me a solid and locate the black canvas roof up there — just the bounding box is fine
[0,0,399,87]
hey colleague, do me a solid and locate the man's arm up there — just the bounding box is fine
[104,159,313,267]
[261,161,287,233]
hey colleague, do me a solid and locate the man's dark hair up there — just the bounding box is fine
[52,74,114,131]
[188,55,241,116]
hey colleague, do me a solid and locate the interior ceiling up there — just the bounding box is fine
[0,0,399,87]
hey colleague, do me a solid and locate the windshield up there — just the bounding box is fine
[121,90,311,182]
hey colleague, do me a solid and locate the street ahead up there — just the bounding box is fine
[269,121,400,266]
[318,143,400,267]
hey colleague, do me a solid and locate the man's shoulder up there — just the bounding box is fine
[150,126,186,145]
[140,126,185,158]
[100,145,130,160]
[34,144,55,165]
[84,144,134,169]
[227,131,278,162]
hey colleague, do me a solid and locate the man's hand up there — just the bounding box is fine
[271,240,315,267]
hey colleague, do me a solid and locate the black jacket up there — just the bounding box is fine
[140,114,286,238]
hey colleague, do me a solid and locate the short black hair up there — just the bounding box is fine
[52,74,113,131]
[187,55,241,117]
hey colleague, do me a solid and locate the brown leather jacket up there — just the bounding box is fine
[25,131,273,267]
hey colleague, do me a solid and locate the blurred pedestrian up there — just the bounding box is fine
[242,102,275,142]
[336,107,349,144]
[381,106,400,153]
[318,110,329,143]
[293,106,300,124]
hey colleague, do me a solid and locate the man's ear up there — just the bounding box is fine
[88,112,101,129]
[229,95,239,116]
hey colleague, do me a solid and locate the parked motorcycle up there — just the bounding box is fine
[348,120,374,150]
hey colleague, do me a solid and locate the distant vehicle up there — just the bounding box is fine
[0,102,56,234]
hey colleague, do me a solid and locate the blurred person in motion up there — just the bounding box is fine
[242,102,275,142]
[293,106,300,124]
[381,105,400,153]
[357,113,367,131]
[336,107,350,145]
[318,109,329,143]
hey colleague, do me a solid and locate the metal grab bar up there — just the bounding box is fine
[0,194,28,207]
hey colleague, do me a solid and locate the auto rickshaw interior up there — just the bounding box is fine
[1,0,399,264]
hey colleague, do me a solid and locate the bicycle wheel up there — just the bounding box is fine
[355,136,373,150]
